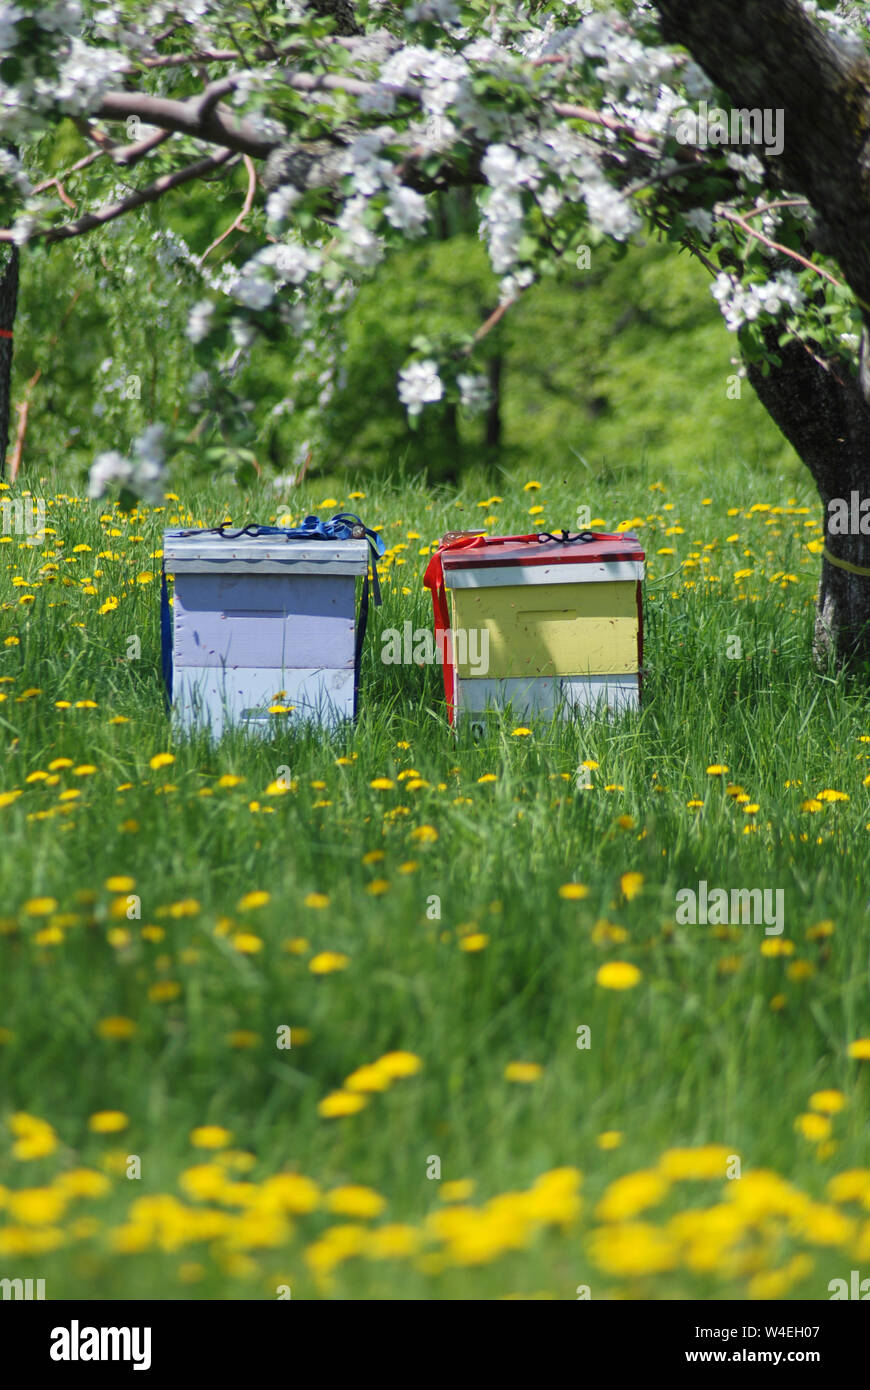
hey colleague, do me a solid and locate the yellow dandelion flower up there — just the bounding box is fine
[440,1180,475,1203]
[147,980,182,1002]
[786,959,815,982]
[559,883,589,900]
[810,1090,846,1115]
[410,824,438,844]
[96,1016,136,1040]
[237,890,270,911]
[595,1170,671,1222]
[231,933,263,954]
[658,1145,734,1181]
[596,961,641,990]
[326,1186,387,1219]
[167,899,199,918]
[504,1062,543,1083]
[9,1114,58,1161]
[344,1064,392,1094]
[7,1188,68,1226]
[587,1222,679,1277]
[377,1051,423,1079]
[796,1113,832,1142]
[55,1168,110,1199]
[34,926,64,946]
[596,1131,623,1150]
[309,951,349,974]
[619,872,644,901]
[760,938,795,957]
[104,875,135,893]
[190,1125,233,1150]
[318,1091,368,1118]
[806,920,835,939]
[23,897,58,917]
[88,1111,129,1134]
[367,1224,421,1259]
[826,1170,870,1203]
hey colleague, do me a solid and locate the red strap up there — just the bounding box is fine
[0,329,12,339]
[423,549,456,723]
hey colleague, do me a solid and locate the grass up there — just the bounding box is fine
[1,459,870,1301]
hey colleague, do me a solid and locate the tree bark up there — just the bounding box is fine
[308,0,361,35]
[745,332,870,669]
[485,353,502,449]
[0,246,18,477]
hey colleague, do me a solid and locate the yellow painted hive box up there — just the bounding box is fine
[424,530,645,722]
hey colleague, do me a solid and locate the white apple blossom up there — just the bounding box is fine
[266,184,301,227]
[582,178,642,241]
[336,197,384,268]
[0,4,22,50]
[398,359,444,416]
[88,449,133,498]
[232,274,274,310]
[385,185,428,233]
[684,207,714,240]
[186,300,215,344]
[407,1,461,25]
[711,270,806,332]
[457,373,491,413]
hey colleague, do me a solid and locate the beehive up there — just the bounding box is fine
[162,529,370,737]
[424,531,644,722]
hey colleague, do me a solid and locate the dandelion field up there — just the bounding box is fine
[2,461,870,1302]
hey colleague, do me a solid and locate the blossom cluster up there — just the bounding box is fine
[89,425,167,504]
[710,271,806,334]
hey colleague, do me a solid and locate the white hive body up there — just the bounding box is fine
[162,531,370,738]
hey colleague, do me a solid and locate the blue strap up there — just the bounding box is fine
[160,569,173,707]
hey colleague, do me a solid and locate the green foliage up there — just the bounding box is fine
[13,219,799,493]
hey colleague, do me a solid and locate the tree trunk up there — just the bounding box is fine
[485,353,502,449]
[0,246,18,476]
[746,331,870,670]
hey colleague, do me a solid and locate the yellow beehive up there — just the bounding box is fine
[426,531,644,722]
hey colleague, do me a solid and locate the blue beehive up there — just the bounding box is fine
[161,521,378,737]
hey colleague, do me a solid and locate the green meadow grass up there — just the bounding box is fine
[1,461,870,1300]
